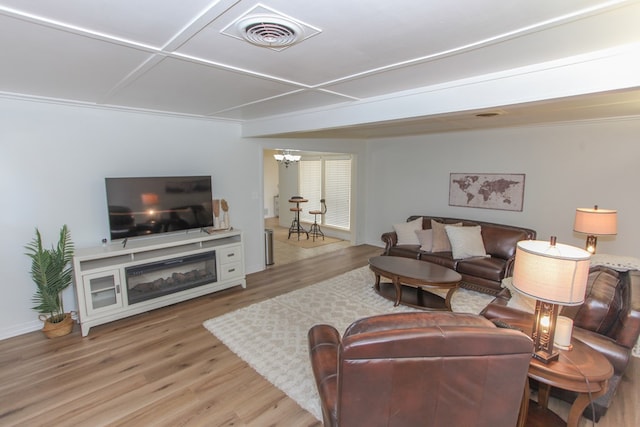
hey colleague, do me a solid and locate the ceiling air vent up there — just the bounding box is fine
[238,16,303,48]
[221,5,322,51]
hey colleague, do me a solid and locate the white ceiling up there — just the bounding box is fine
[1,0,639,138]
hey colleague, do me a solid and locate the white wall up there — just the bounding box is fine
[363,118,640,258]
[263,149,279,218]
[7,95,636,341]
[0,97,265,339]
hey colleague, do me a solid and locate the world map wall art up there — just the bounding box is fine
[449,173,525,211]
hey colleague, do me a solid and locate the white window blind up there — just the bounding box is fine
[299,159,321,223]
[298,156,351,230]
[324,159,351,229]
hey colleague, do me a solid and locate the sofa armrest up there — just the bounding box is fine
[480,299,534,324]
[308,324,340,427]
[380,231,398,255]
[616,270,640,349]
[505,257,516,277]
[572,327,629,375]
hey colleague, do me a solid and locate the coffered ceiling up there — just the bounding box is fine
[1,0,639,137]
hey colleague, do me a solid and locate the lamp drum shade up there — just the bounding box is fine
[512,240,591,306]
[574,208,617,235]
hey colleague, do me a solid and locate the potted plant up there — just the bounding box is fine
[25,224,75,338]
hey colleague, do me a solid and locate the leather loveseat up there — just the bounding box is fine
[481,265,640,421]
[381,215,536,295]
[308,312,533,427]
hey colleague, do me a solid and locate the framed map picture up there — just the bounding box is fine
[449,173,525,211]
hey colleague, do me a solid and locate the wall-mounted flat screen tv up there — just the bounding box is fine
[105,176,213,241]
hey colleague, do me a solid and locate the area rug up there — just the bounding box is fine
[203,266,494,421]
[272,226,343,248]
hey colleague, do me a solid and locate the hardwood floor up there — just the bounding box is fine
[0,242,637,426]
[0,244,380,426]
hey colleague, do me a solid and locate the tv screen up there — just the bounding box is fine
[105,176,213,241]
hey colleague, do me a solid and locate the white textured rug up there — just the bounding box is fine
[203,266,494,421]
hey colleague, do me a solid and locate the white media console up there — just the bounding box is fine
[72,229,245,336]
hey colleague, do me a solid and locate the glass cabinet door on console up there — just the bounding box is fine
[82,270,123,315]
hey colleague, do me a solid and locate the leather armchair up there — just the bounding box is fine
[481,266,640,421]
[308,312,533,427]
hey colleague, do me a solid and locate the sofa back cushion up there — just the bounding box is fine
[407,216,535,260]
[481,227,532,260]
[562,266,623,336]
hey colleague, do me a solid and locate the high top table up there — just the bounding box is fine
[288,197,309,240]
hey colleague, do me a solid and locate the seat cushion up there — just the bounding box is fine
[456,256,506,283]
[419,252,457,270]
[561,266,622,336]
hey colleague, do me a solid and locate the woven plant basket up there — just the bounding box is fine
[39,312,75,338]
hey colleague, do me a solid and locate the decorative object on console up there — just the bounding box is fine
[573,205,617,254]
[274,149,301,167]
[213,199,220,229]
[221,199,229,229]
[25,225,76,338]
[512,236,591,363]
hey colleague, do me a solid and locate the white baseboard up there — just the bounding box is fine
[0,319,42,341]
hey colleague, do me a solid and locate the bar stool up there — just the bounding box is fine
[288,196,309,240]
[308,199,326,242]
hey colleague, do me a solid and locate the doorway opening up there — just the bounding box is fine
[263,149,353,266]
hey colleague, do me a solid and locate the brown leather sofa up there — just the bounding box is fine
[308,312,533,427]
[481,265,640,421]
[381,215,536,295]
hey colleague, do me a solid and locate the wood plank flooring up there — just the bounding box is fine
[0,243,637,426]
[0,244,380,426]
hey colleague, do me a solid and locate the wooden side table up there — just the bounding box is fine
[509,321,614,427]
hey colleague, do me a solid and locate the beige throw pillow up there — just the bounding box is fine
[415,229,433,252]
[393,217,422,245]
[445,225,487,259]
[431,220,462,252]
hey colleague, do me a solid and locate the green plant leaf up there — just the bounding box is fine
[25,225,74,319]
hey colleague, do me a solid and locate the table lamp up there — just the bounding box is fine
[573,205,617,254]
[512,237,591,363]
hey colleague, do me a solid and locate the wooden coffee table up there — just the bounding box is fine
[369,256,461,310]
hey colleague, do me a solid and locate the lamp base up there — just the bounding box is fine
[531,300,560,364]
[585,235,597,254]
[532,350,559,364]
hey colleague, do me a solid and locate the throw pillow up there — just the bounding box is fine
[415,229,433,252]
[445,225,487,259]
[431,220,462,252]
[393,217,422,245]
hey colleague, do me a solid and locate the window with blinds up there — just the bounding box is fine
[299,156,351,230]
